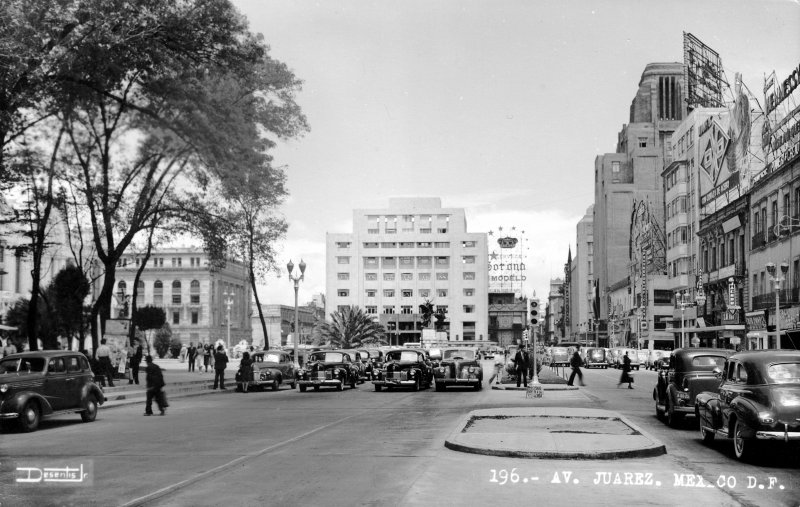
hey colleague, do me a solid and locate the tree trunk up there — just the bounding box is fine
[250,266,269,350]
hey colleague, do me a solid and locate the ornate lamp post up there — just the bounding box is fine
[115,286,131,318]
[223,291,234,350]
[287,259,306,366]
[766,262,789,349]
[678,282,706,348]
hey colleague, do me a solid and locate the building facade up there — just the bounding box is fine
[326,198,488,345]
[570,206,594,339]
[251,303,325,349]
[114,248,252,347]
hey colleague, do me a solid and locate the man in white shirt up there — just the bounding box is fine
[95,338,115,387]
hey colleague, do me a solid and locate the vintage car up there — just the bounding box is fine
[653,347,733,428]
[340,349,367,383]
[433,348,483,391]
[364,348,386,373]
[695,350,800,461]
[250,350,297,391]
[427,348,443,368]
[549,347,570,367]
[636,349,649,366]
[373,349,433,391]
[0,351,105,432]
[296,350,360,392]
[356,349,377,380]
[614,348,641,370]
[606,348,622,367]
[584,347,607,369]
[646,350,671,370]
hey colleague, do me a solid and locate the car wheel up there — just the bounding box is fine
[374,384,382,392]
[19,401,41,432]
[733,419,755,460]
[655,396,664,420]
[313,385,320,391]
[667,400,684,428]
[271,379,279,391]
[291,381,297,389]
[299,384,307,392]
[81,394,99,423]
[435,382,443,392]
[698,409,715,443]
[474,381,482,391]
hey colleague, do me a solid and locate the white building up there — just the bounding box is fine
[326,197,488,344]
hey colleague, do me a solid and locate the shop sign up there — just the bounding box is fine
[768,306,800,330]
[745,310,766,330]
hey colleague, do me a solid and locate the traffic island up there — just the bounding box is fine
[444,407,666,459]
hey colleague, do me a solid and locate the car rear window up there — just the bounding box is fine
[443,350,475,360]
[66,356,82,372]
[690,355,726,369]
[0,357,46,373]
[767,363,800,384]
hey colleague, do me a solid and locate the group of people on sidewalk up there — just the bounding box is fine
[184,342,220,373]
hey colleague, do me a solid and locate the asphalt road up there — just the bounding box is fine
[1,361,798,507]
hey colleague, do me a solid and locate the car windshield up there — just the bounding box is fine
[387,351,419,362]
[766,363,800,384]
[311,352,345,363]
[0,357,46,373]
[258,353,281,363]
[553,348,567,355]
[589,349,604,358]
[690,355,727,369]
[443,349,475,360]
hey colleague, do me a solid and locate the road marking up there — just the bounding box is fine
[119,411,363,507]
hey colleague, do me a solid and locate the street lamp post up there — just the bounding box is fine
[766,262,789,350]
[223,291,233,350]
[287,259,306,366]
[678,283,707,349]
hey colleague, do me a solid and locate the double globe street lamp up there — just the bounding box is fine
[766,261,789,350]
[678,283,706,349]
[287,259,306,367]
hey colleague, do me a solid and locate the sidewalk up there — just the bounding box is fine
[491,365,578,391]
[100,357,242,409]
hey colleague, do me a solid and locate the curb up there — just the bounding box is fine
[100,380,238,409]
[491,383,578,391]
[443,407,666,460]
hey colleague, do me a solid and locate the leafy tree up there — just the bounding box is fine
[418,300,434,328]
[133,305,166,352]
[49,264,90,349]
[153,323,172,359]
[3,295,59,349]
[317,306,386,349]
[168,337,182,359]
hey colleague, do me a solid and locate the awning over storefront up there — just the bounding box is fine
[672,325,745,333]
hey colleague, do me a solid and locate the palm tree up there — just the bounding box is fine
[317,306,387,349]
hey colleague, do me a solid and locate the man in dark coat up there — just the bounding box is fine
[213,345,229,390]
[567,345,585,386]
[144,355,167,415]
[618,352,634,389]
[187,342,197,372]
[129,341,143,385]
[514,347,529,387]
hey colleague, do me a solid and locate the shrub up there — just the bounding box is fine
[169,338,182,359]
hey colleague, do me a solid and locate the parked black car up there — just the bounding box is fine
[373,349,433,391]
[0,351,105,432]
[653,347,733,427]
[433,348,483,391]
[296,350,360,392]
[250,350,298,391]
[695,350,800,461]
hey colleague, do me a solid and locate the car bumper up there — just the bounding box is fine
[435,378,481,386]
[297,379,343,388]
[373,379,416,387]
[756,430,800,441]
[586,362,605,367]
[0,412,19,419]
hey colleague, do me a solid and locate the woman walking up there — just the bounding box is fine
[239,351,253,393]
[618,352,634,389]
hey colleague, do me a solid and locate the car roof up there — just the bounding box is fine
[255,349,286,355]
[3,350,84,359]
[730,350,800,364]
[672,347,734,358]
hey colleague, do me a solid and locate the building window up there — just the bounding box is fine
[419,272,431,281]
[400,242,414,248]
[365,272,377,281]
[402,289,413,297]
[401,306,413,315]
[368,228,379,234]
[136,280,144,306]
[437,289,448,297]
[464,289,474,296]
[419,289,430,298]
[420,228,431,234]
[153,280,163,305]
[435,256,449,266]
[384,273,395,281]
[172,312,180,325]
[399,256,414,267]
[366,306,377,314]
[337,256,350,264]
[638,137,647,148]
[401,273,413,281]
[336,242,351,248]
[364,257,378,268]
[463,305,474,313]
[436,272,449,280]
[383,290,395,297]
[172,280,181,304]
[364,242,379,248]
[463,272,475,280]
[337,272,350,280]
[417,242,431,248]
[417,256,432,267]
[366,290,376,298]
[382,257,396,269]
[383,306,395,314]
[381,242,397,248]
[612,161,620,173]
[191,311,199,324]
[462,241,476,248]
[434,242,450,248]
[437,228,448,234]
[462,256,475,264]
[338,290,349,297]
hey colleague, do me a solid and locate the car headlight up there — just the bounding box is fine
[0,384,7,393]
[410,370,415,377]
[758,412,775,424]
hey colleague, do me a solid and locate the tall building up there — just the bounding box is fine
[594,63,686,326]
[547,277,564,343]
[326,197,488,344]
[570,206,594,340]
[115,247,252,347]
[251,303,324,349]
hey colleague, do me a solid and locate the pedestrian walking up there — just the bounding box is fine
[491,352,504,385]
[179,344,187,363]
[514,347,529,387]
[129,341,143,385]
[203,343,212,372]
[567,344,585,386]
[95,338,115,387]
[618,352,634,389]
[213,345,229,390]
[187,342,197,372]
[144,355,168,416]
[238,351,253,393]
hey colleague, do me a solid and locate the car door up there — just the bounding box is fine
[278,353,292,384]
[64,355,86,409]
[718,360,740,430]
[45,357,69,410]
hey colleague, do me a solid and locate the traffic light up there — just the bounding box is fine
[522,329,529,343]
[530,301,539,325]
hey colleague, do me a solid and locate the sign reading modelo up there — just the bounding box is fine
[488,229,527,295]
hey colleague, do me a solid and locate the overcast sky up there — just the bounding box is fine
[229,0,800,308]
